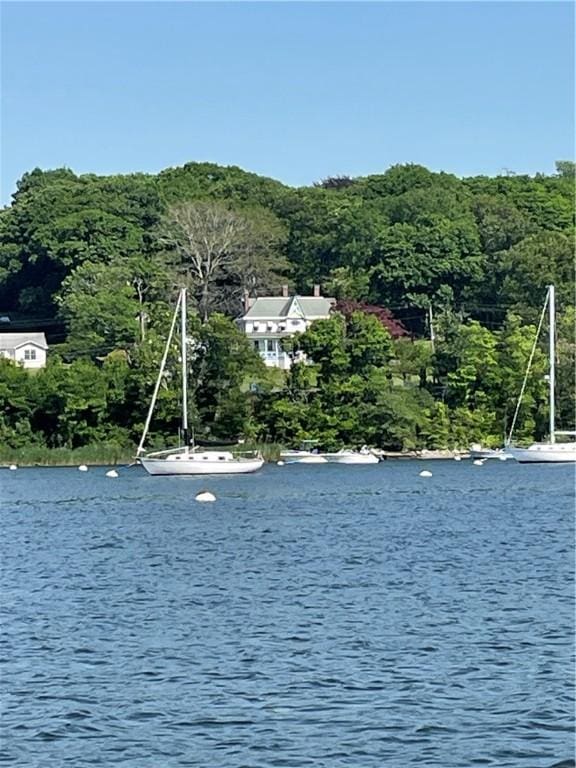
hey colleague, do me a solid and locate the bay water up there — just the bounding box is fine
[1,461,574,767]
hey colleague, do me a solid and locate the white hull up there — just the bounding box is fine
[507,443,576,463]
[280,452,327,464]
[469,448,513,460]
[322,451,379,465]
[140,449,264,475]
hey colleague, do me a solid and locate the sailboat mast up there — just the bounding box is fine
[548,284,555,444]
[181,287,189,446]
[136,291,182,456]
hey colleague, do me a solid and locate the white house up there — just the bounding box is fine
[0,332,48,369]
[238,286,335,369]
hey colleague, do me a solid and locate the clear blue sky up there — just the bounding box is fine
[1,1,574,204]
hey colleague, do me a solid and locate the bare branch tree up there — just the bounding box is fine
[159,201,288,320]
[159,202,252,321]
[215,208,289,315]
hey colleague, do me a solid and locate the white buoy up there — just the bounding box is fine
[9,464,17,471]
[195,490,216,503]
[453,456,462,461]
[277,460,285,466]
[105,469,119,478]
[419,470,433,477]
[473,459,484,466]
[78,464,88,472]
[498,455,508,461]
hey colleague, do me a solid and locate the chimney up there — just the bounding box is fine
[313,284,321,297]
[243,290,251,312]
[281,284,289,297]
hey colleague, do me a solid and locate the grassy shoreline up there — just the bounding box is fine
[0,446,136,467]
[0,445,472,467]
[0,442,285,467]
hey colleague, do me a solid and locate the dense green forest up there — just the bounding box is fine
[0,161,574,460]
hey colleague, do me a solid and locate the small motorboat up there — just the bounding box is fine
[279,450,327,464]
[468,444,513,461]
[279,440,328,464]
[321,447,379,465]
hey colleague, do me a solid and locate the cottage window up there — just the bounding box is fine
[266,339,276,353]
[24,349,37,360]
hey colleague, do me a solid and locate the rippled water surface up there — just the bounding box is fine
[1,461,574,767]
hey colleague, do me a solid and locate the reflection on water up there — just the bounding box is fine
[1,461,574,767]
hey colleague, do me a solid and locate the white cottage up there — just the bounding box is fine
[0,332,48,369]
[239,286,335,369]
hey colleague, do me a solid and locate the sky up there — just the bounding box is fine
[1,1,574,204]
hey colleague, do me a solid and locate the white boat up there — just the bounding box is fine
[280,451,328,464]
[136,288,264,475]
[506,285,576,464]
[280,440,326,464]
[279,444,379,465]
[139,446,264,475]
[322,447,379,464]
[280,440,328,464]
[506,442,576,464]
[469,444,513,461]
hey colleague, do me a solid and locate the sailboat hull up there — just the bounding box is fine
[140,449,264,475]
[507,444,576,463]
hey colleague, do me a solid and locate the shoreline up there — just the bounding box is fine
[1,450,474,468]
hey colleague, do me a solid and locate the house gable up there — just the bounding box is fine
[13,340,46,351]
[286,297,305,319]
[0,332,48,369]
[0,332,48,352]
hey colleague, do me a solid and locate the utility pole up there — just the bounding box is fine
[428,303,435,353]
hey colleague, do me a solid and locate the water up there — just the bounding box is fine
[1,461,574,767]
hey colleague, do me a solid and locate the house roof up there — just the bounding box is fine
[0,332,48,351]
[243,296,335,320]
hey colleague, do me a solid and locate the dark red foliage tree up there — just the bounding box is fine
[334,300,409,339]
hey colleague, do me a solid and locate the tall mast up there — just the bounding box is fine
[548,284,555,443]
[181,287,189,445]
[136,291,182,456]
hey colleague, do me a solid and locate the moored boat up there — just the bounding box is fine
[506,285,576,464]
[506,442,576,464]
[280,440,328,464]
[322,447,379,464]
[469,444,513,461]
[140,446,264,475]
[279,450,327,464]
[136,288,264,476]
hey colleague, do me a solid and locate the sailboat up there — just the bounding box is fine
[136,288,264,475]
[506,285,576,464]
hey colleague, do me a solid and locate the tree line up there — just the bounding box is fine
[0,160,574,457]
